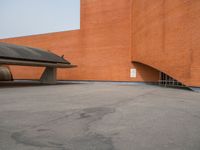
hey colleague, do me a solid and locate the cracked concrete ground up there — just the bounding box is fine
[0,82,200,150]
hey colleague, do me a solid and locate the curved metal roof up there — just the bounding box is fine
[0,42,70,64]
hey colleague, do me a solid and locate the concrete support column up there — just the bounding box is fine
[40,67,57,84]
[0,66,13,81]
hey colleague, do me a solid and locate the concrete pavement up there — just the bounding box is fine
[0,82,200,150]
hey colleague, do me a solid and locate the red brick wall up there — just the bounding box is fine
[0,0,159,82]
[131,0,200,87]
[2,0,198,87]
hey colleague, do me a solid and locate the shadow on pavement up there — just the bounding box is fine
[0,80,86,88]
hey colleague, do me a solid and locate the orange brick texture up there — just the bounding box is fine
[131,0,200,87]
[1,0,200,87]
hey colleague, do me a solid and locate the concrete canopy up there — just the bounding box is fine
[0,42,76,84]
[0,42,70,64]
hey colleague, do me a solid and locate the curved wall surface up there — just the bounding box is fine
[131,0,200,87]
[0,66,13,81]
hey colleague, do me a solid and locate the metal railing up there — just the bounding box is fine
[158,72,186,88]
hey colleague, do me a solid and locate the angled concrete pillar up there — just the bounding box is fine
[40,67,57,84]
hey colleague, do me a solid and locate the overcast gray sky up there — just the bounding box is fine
[0,0,80,39]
